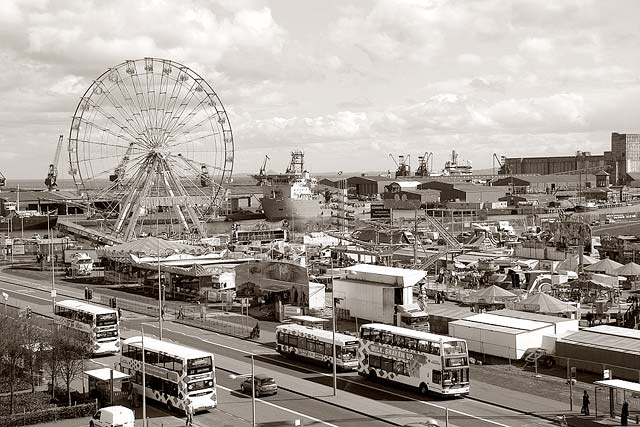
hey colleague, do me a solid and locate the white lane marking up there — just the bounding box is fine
[155,326,512,427]
[0,287,52,303]
[217,384,340,427]
[89,359,111,368]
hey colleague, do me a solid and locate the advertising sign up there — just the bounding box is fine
[371,205,391,220]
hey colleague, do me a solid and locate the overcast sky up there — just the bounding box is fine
[1,0,640,179]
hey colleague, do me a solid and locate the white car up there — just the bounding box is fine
[89,406,135,427]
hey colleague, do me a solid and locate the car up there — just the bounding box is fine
[89,406,135,427]
[241,374,278,397]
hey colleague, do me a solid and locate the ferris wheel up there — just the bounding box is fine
[68,58,234,241]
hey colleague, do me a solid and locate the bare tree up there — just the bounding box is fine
[57,329,92,406]
[43,324,64,400]
[0,315,27,414]
[23,318,46,393]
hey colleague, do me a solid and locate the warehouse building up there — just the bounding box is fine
[418,182,505,204]
[346,176,396,197]
[492,174,596,194]
[382,189,440,210]
[555,325,640,380]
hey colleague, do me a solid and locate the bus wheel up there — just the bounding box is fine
[419,383,429,395]
[368,370,377,382]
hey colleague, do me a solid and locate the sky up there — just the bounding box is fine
[1,0,640,179]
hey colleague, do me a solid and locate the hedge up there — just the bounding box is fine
[0,401,96,427]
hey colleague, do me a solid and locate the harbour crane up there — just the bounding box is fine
[175,154,214,188]
[109,142,135,184]
[45,135,64,191]
[415,152,433,177]
[258,155,270,176]
[493,153,510,175]
[389,153,411,177]
[0,170,5,187]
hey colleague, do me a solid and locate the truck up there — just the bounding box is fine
[67,252,93,277]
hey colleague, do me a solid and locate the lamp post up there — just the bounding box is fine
[140,323,149,426]
[47,212,56,311]
[229,354,256,427]
[332,296,337,396]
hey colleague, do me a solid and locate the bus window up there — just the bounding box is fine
[381,358,393,373]
[417,340,429,352]
[393,361,405,375]
[432,370,441,384]
[393,335,405,348]
[430,343,441,356]
[443,341,467,355]
[342,346,357,360]
[369,355,381,369]
[298,337,306,350]
[288,336,298,347]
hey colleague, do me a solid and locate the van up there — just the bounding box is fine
[89,406,135,427]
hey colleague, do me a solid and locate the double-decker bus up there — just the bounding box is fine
[276,323,359,370]
[120,336,216,413]
[358,323,469,397]
[53,300,120,354]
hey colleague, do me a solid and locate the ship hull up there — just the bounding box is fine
[0,215,58,230]
[261,197,322,222]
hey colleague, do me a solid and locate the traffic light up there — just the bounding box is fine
[109,297,117,308]
[26,306,32,319]
[87,289,93,300]
[84,287,89,300]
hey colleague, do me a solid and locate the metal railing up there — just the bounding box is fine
[173,304,252,338]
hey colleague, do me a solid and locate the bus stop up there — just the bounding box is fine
[85,368,130,406]
[594,378,640,420]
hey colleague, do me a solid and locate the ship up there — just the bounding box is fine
[253,150,322,222]
[443,150,472,176]
[0,210,58,231]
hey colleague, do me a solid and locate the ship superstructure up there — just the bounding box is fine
[253,150,321,222]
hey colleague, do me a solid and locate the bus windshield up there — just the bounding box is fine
[187,356,213,375]
[342,343,358,360]
[443,341,467,355]
[96,313,118,327]
[402,315,429,325]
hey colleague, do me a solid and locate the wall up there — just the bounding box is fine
[334,280,391,324]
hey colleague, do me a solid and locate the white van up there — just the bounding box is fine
[89,406,135,427]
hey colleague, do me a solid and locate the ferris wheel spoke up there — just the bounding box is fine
[144,59,159,135]
[166,108,221,145]
[108,69,155,142]
[94,79,147,138]
[76,114,143,149]
[164,98,211,140]
[84,99,148,146]
[156,74,187,138]
[163,79,201,137]
[75,135,142,152]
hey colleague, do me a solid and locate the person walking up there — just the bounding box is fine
[582,390,590,416]
[178,305,184,320]
[621,400,629,426]
[185,398,193,427]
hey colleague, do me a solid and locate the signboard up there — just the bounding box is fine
[370,205,391,220]
[283,305,303,318]
[603,369,611,380]
[12,244,25,255]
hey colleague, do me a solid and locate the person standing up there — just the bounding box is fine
[582,390,590,416]
[185,398,193,427]
[621,400,629,426]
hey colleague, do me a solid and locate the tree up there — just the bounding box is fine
[57,328,92,406]
[23,318,46,393]
[43,324,63,401]
[0,315,27,414]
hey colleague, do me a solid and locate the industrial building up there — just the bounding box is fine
[501,132,640,186]
[418,182,505,204]
[346,175,397,197]
[492,174,596,194]
[382,189,440,210]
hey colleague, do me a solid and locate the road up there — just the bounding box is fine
[0,268,559,427]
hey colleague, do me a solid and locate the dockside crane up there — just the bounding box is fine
[389,153,411,177]
[493,153,510,175]
[45,135,64,191]
[258,155,270,177]
[415,152,433,177]
[0,170,5,187]
[109,142,135,184]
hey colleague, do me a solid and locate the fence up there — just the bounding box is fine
[174,304,252,338]
[0,400,97,427]
[94,294,159,317]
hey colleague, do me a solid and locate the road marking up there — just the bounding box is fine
[0,287,52,303]
[157,326,512,427]
[217,384,340,427]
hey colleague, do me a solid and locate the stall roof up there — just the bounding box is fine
[493,309,577,323]
[451,319,525,336]
[559,329,640,354]
[85,368,129,381]
[595,379,640,394]
[454,312,553,332]
[588,325,640,340]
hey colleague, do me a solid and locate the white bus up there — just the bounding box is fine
[120,336,216,413]
[53,300,120,354]
[276,324,359,370]
[358,323,469,397]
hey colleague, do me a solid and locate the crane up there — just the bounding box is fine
[389,153,411,177]
[109,142,135,184]
[45,135,64,191]
[493,153,510,175]
[176,154,214,188]
[415,152,433,177]
[258,155,270,176]
[0,170,5,187]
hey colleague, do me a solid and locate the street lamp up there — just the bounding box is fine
[332,294,344,396]
[47,212,56,312]
[228,354,256,427]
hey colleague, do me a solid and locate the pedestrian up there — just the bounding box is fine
[161,304,166,320]
[581,390,590,416]
[586,311,593,327]
[185,398,193,427]
[178,305,184,320]
[117,307,122,320]
[621,400,629,426]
